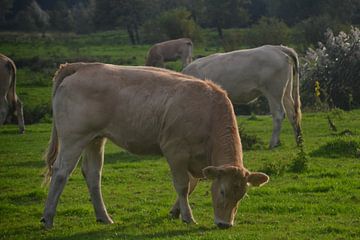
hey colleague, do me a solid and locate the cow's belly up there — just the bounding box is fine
[228,88,262,104]
[103,124,162,155]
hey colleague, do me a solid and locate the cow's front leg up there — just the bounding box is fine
[170,174,198,219]
[169,166,196,224]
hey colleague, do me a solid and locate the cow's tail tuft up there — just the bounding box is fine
[42,123,59,186]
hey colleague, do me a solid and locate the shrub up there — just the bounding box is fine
[243,17,290,47]
[259,161,286,176]
[222,31,242,52]
[238,123,264,150]
[142,8,202,44]
[293,15,350,48]
[310,138,360,158]
[288,147,308,173]
[301,27,360,110]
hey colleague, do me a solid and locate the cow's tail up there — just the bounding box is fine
[278,46,302,145]
[42,63,85,186]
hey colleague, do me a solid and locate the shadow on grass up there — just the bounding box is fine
[45,225,215,240]
[310,139,360,158]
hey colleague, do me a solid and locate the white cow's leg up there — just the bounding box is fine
[170,174,198,219]
[41,141,85,229]
[15,98,25,134]
[267,95,285,148]
[169,164,196,224]
[0,98,9,125]
[81,137,113,224]
[283,89,302,146]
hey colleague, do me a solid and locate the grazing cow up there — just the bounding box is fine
[0,54,25,133]
[41,63,269,229]
[182,45,302,148]
[145,38,193,68]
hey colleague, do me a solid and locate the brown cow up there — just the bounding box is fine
[41,63,269,229]
[0,54,25,133]
[145,38,193,68]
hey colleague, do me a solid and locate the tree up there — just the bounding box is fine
[204,0,250,38]
[14,0,49,32]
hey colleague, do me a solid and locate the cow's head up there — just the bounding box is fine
[203,165,269,228]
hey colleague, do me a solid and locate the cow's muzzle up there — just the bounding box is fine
[215,221,233,229]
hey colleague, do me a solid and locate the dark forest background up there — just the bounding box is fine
[1,0,359,46]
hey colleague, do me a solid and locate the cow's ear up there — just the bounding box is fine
[203,166,220,179]
[246,172,269,187]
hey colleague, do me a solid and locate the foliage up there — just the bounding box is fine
[238,123,265,150]
[288,145,308,173]
[293,15,350,47]
[310,138,360,158]
[243,17,290,47]
[301,27,360,110]
[143,8,202,43]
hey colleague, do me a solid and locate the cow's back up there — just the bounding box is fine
[182,45,289,103]
[53,64,216,156]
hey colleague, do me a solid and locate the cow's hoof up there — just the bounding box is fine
[40,217,53,230]
[96,217,114,224]
[169,208,180,219]
[19,129,25,134]
[182,218,197,225]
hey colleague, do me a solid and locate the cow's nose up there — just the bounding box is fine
[216,222,233,229]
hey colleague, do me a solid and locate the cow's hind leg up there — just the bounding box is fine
[41,139,87,229]
[265,93,285,149]
[0,97,9,126]
[283,85,302,146]
[15,97,25,134]
[81,137,113,224]
[170,174,198,219]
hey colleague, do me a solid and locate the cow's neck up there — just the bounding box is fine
[209,105,243,167]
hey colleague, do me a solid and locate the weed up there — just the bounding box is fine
[288,139,308,173]
[310,138,360,158]
[259,161,286,176]
[238,123,264,150]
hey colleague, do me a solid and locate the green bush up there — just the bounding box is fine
[310,138,360,158]
[243,17,290,47]
[238,123,265,150]
[293,15,350,48]
[301,27,360,110]
[141,8,202,43]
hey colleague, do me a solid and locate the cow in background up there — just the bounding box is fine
[182,45,302,148]
[146,38,193,69]
[0,54,25,133]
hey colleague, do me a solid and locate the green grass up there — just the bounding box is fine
[1,30,359,239]
[1,110,359,239]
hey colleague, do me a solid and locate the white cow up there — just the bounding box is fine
[182,45,302,148]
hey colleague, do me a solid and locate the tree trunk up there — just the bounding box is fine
[134,22,140,44]
[127,24,136,45]
[217,25,223,39]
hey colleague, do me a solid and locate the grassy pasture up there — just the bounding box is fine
[0,31,360,239]
[0,110,359,240]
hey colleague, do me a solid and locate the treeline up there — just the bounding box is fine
[1,0,359,45]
